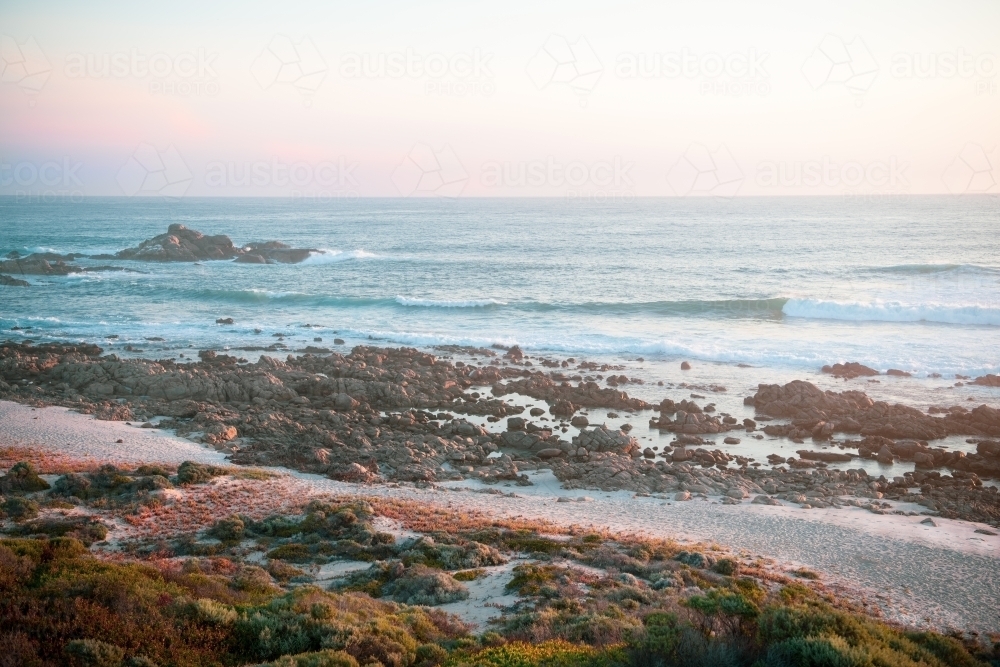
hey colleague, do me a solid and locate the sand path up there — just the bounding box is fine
[2,400,998,634]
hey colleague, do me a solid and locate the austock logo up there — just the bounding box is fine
[526,35,602,105]
[942,143,1000,194]
[667,144,743,197]
[391,144,468,197]
[0,35,52,96]
[802,34,878,101]
[251,35,327,99]
[116,144,192,196]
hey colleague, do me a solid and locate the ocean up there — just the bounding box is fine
[3,194,1000,476]
[2,195,999,384]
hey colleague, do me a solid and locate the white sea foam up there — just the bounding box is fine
[395,296,507,308]
[782,298,1000,326]
[300,249,379,265]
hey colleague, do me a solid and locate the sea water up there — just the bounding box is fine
[2,196,998,393]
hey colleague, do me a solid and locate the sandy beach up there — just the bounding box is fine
[4,398,997,635]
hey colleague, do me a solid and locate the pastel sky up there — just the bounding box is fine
[1,0,998,197]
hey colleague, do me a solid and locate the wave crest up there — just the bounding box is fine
[395,296,508,308]
[299,249,380,265]
[782,298,1000,326]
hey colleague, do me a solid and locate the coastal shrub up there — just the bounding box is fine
[497,532,564,555]
[712,558,739,576]
[176,460,225,484]
[673,550,713,569]
[211,514,246,542]
[54,472,93,498]
[10,516,109,545]
[0,461,51,493]
[268,543,313,562]
[64,638,126,667]
[263,649,360,667]
[445,640,625,667]
[2,496,40,520]
[756,592,986,667]
[250,514,304,538]
[269,559,307,582]
[52,468,173,501]
[383,565,469,606]
[229,588,467,665]
[505,564,562,595]
[417,642,450,665]
[402,539,506,570]
[90,464,134,491]
[231,565,281,596]
[453,569,487,582]
[0,539,470,666]
[134,464,172,478]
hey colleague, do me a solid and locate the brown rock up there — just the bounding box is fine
[821,362,879,379]
[972,374,1000,387]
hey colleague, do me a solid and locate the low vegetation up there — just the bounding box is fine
[1,456,996,666]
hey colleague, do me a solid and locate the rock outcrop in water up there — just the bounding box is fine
[0,253,85,275]
[115,224,238,261]
[1,274,31,286]
[112,224,320,263]
[821,362,879,379]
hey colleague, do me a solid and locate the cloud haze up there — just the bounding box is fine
[1,0,998,198]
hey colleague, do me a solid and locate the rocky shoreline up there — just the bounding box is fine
[1,340,999,528]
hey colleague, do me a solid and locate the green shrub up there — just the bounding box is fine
[64,639,125,667]
[176,460,225,484]
[417,642,449,665]
[792,568,820,580]
[134,465,171,478]
[54,473,93,498]
[268,543,313,562]
[445,640,624,667]
[0,536,475,667]
[211,514,246,542]
[265,649,360,666]
[2,496,40,521]
[764,635,863,667]
[10,516,109,545]
[384,566,469,606]
[0,461,51,493]
[90,464,134,491]
[712,558,739,576]
[505,564,560,595]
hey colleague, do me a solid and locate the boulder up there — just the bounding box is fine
[972,374,1000,387]
[550,399,577,417]
[821,362,879,379]
[0,274,30,286]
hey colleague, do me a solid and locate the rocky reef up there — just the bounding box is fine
[2,341,999,526]
[110,224,320,263]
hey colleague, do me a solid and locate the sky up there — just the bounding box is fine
[1,0,998,198]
